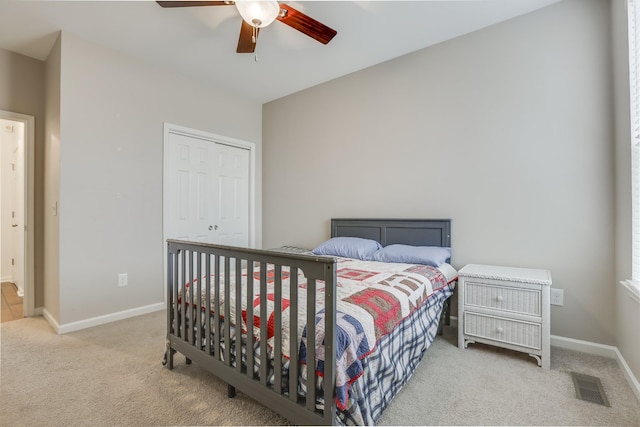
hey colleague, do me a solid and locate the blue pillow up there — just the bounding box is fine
[312,237,383,260]
[371,244,451,267]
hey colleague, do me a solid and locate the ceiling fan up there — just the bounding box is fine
[157,1,337,54]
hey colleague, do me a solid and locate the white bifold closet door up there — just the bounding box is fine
[166,131,250,247]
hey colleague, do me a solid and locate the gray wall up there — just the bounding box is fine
[263,0,615,345]
[49,32,262,326]
[612,0,640,381]
[0,47,45,308]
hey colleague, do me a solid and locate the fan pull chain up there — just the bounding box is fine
[252,26,259,62]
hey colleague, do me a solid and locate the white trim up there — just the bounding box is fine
[0,110,35,318]
[450,317,640,401]
[41,307,59,332]
[550,334,618,358]
[619,279,640,303]
[43,303,165,334]
[615,346,640,403]
[629,0,640,287]
[551,335,640,402]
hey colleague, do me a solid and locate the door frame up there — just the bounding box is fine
[162,123,256,302]
[0,110,35,317]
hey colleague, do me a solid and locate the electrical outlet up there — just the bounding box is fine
[118,273,128,287]
[551,288,564,306]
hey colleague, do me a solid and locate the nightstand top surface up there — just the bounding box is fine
[458,264,552,286]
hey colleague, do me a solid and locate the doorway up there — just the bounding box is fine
[0,110,35,318]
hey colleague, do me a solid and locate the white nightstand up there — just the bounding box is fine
[457,264,552,369]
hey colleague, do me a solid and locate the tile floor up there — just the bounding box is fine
[1,282,23,323]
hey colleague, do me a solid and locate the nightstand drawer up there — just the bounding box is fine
[463,312,541,350]
[464,281,541,316]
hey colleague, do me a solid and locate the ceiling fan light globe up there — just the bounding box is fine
[235,0,280,28]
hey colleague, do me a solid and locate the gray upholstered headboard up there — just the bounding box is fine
[330,218,451,248]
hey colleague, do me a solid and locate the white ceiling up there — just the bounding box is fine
[0,0,560,103]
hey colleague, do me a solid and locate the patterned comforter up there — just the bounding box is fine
[298,259,448,408]
[180,257,454,424]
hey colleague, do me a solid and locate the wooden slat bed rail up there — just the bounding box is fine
[165,240,338,425]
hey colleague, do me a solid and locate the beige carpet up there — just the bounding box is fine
[1,311,639,426]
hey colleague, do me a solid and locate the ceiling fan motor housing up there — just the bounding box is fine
[235,1,280,28]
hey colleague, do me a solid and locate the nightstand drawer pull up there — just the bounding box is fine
[463,312,541,350]
[465,282,541,316]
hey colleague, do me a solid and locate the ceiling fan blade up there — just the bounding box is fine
[237,20,258,53]
[276,3,337,45]
[157,1,234,8]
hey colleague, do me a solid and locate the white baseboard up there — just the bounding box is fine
[449,317,639,401]
[41,307,59,332]
[551,335,640,403]
[42,303,165,335]
[615,346,640,404]
[550,335,618,358]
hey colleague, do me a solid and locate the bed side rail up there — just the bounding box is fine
[166,239,338,426]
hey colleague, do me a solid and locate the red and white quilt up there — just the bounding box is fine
[181,257,450,408]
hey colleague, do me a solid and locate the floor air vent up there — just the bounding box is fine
[571,372,610,407]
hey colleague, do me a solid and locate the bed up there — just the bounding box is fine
[164,218,456,425]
